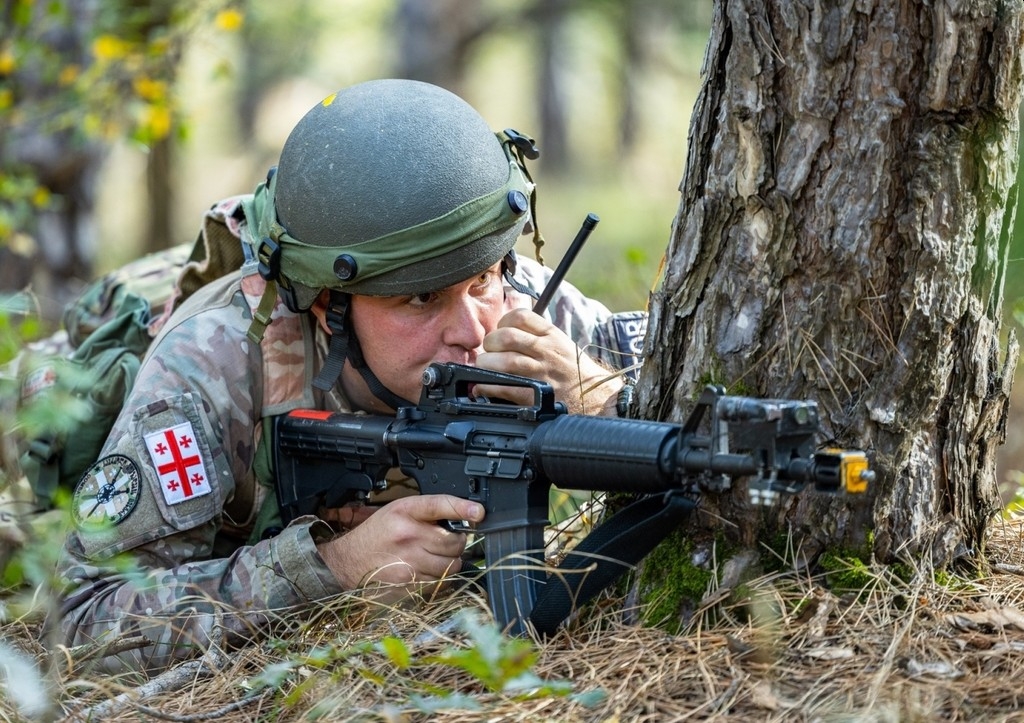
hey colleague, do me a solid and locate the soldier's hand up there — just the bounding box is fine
[315,495,483,602]
[476,308,623,415]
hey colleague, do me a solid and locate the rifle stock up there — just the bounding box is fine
[273,362,872,635]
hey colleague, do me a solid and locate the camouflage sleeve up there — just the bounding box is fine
[510,256,648,379]
[54,276,343,672]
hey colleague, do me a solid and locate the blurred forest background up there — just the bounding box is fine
[2,0,712,316]
[3,0,1024,494]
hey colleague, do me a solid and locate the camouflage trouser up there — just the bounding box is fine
[0,476,61,573]
[0,331,73,570]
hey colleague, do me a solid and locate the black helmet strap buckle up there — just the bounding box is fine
[257,235,303,313]
[312,291,352,392]
[501,250,538,301]
[500,128,546,264]
[502,128,540,160]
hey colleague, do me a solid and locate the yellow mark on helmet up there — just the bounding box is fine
[322,93,337,107]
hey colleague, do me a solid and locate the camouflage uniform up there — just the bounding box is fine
[55,197,646,672]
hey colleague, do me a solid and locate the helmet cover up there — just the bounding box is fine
[257,79,533,309]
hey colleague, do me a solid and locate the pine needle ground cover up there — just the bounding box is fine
[4,516,1024,721]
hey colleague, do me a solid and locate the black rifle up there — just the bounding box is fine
[272,362,871,635]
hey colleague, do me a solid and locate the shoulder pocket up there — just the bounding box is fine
[130,392,228,532]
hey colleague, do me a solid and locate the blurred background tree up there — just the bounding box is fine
[0,0,241,318]
[2,0,713,319]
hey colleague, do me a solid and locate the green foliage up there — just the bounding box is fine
[0,0,244,246]
[931,568,955,588]
[248,610,604,716]
[0,307,89,600]
[0,300,44,363]
[420,611,552,695]
[0,172,51,246]
[1003,470,1024,519]
[0,493,69,593]
[818,551,874,595]
[691,365,757,398]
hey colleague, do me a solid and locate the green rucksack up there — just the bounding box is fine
[6,244,191,509]
[18,292,150,508]
[4,193,260,515]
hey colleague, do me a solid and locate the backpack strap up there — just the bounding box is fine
[245,417,285,544]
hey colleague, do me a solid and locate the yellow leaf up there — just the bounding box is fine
[82,114,102,137]
[0,89,12,111]
[141,104,172,140]
[0,49,15,76]
[58,64,80,86]
[133,76,166,102]
[215,8,244,31]
[31,187,51,208]
[92,34,129,61]
[379,636,412,669]
[148,38,170,55]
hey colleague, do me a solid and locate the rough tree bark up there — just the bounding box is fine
[636,0,1024,575]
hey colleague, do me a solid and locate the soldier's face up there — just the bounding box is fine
[345,262,507,410]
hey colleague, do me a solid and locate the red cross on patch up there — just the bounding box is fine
[144,421,212,505]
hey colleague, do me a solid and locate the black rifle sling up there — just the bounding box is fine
[528,490,696,636]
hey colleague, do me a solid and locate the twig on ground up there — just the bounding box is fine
[65,610,232,721]
[59,635,153,675]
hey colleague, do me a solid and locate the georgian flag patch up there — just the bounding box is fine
[143,421,212,505]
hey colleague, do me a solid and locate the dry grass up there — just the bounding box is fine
[5,519,1024,722]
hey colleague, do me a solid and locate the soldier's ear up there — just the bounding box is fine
[309,289,333,334]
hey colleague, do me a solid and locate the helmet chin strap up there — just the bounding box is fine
[312,290,417,410]
[502,249,538,301]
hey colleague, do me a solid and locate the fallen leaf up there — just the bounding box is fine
[947,607,1024,631]
[904,658,963,679]
[803,646,855,660]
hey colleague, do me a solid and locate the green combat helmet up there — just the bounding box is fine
[246,79,544,408]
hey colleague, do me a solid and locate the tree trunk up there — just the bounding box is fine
[144,136,174,254]
[393,0,487,94]
[637,0,1023,579]
[535,0,571,173]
